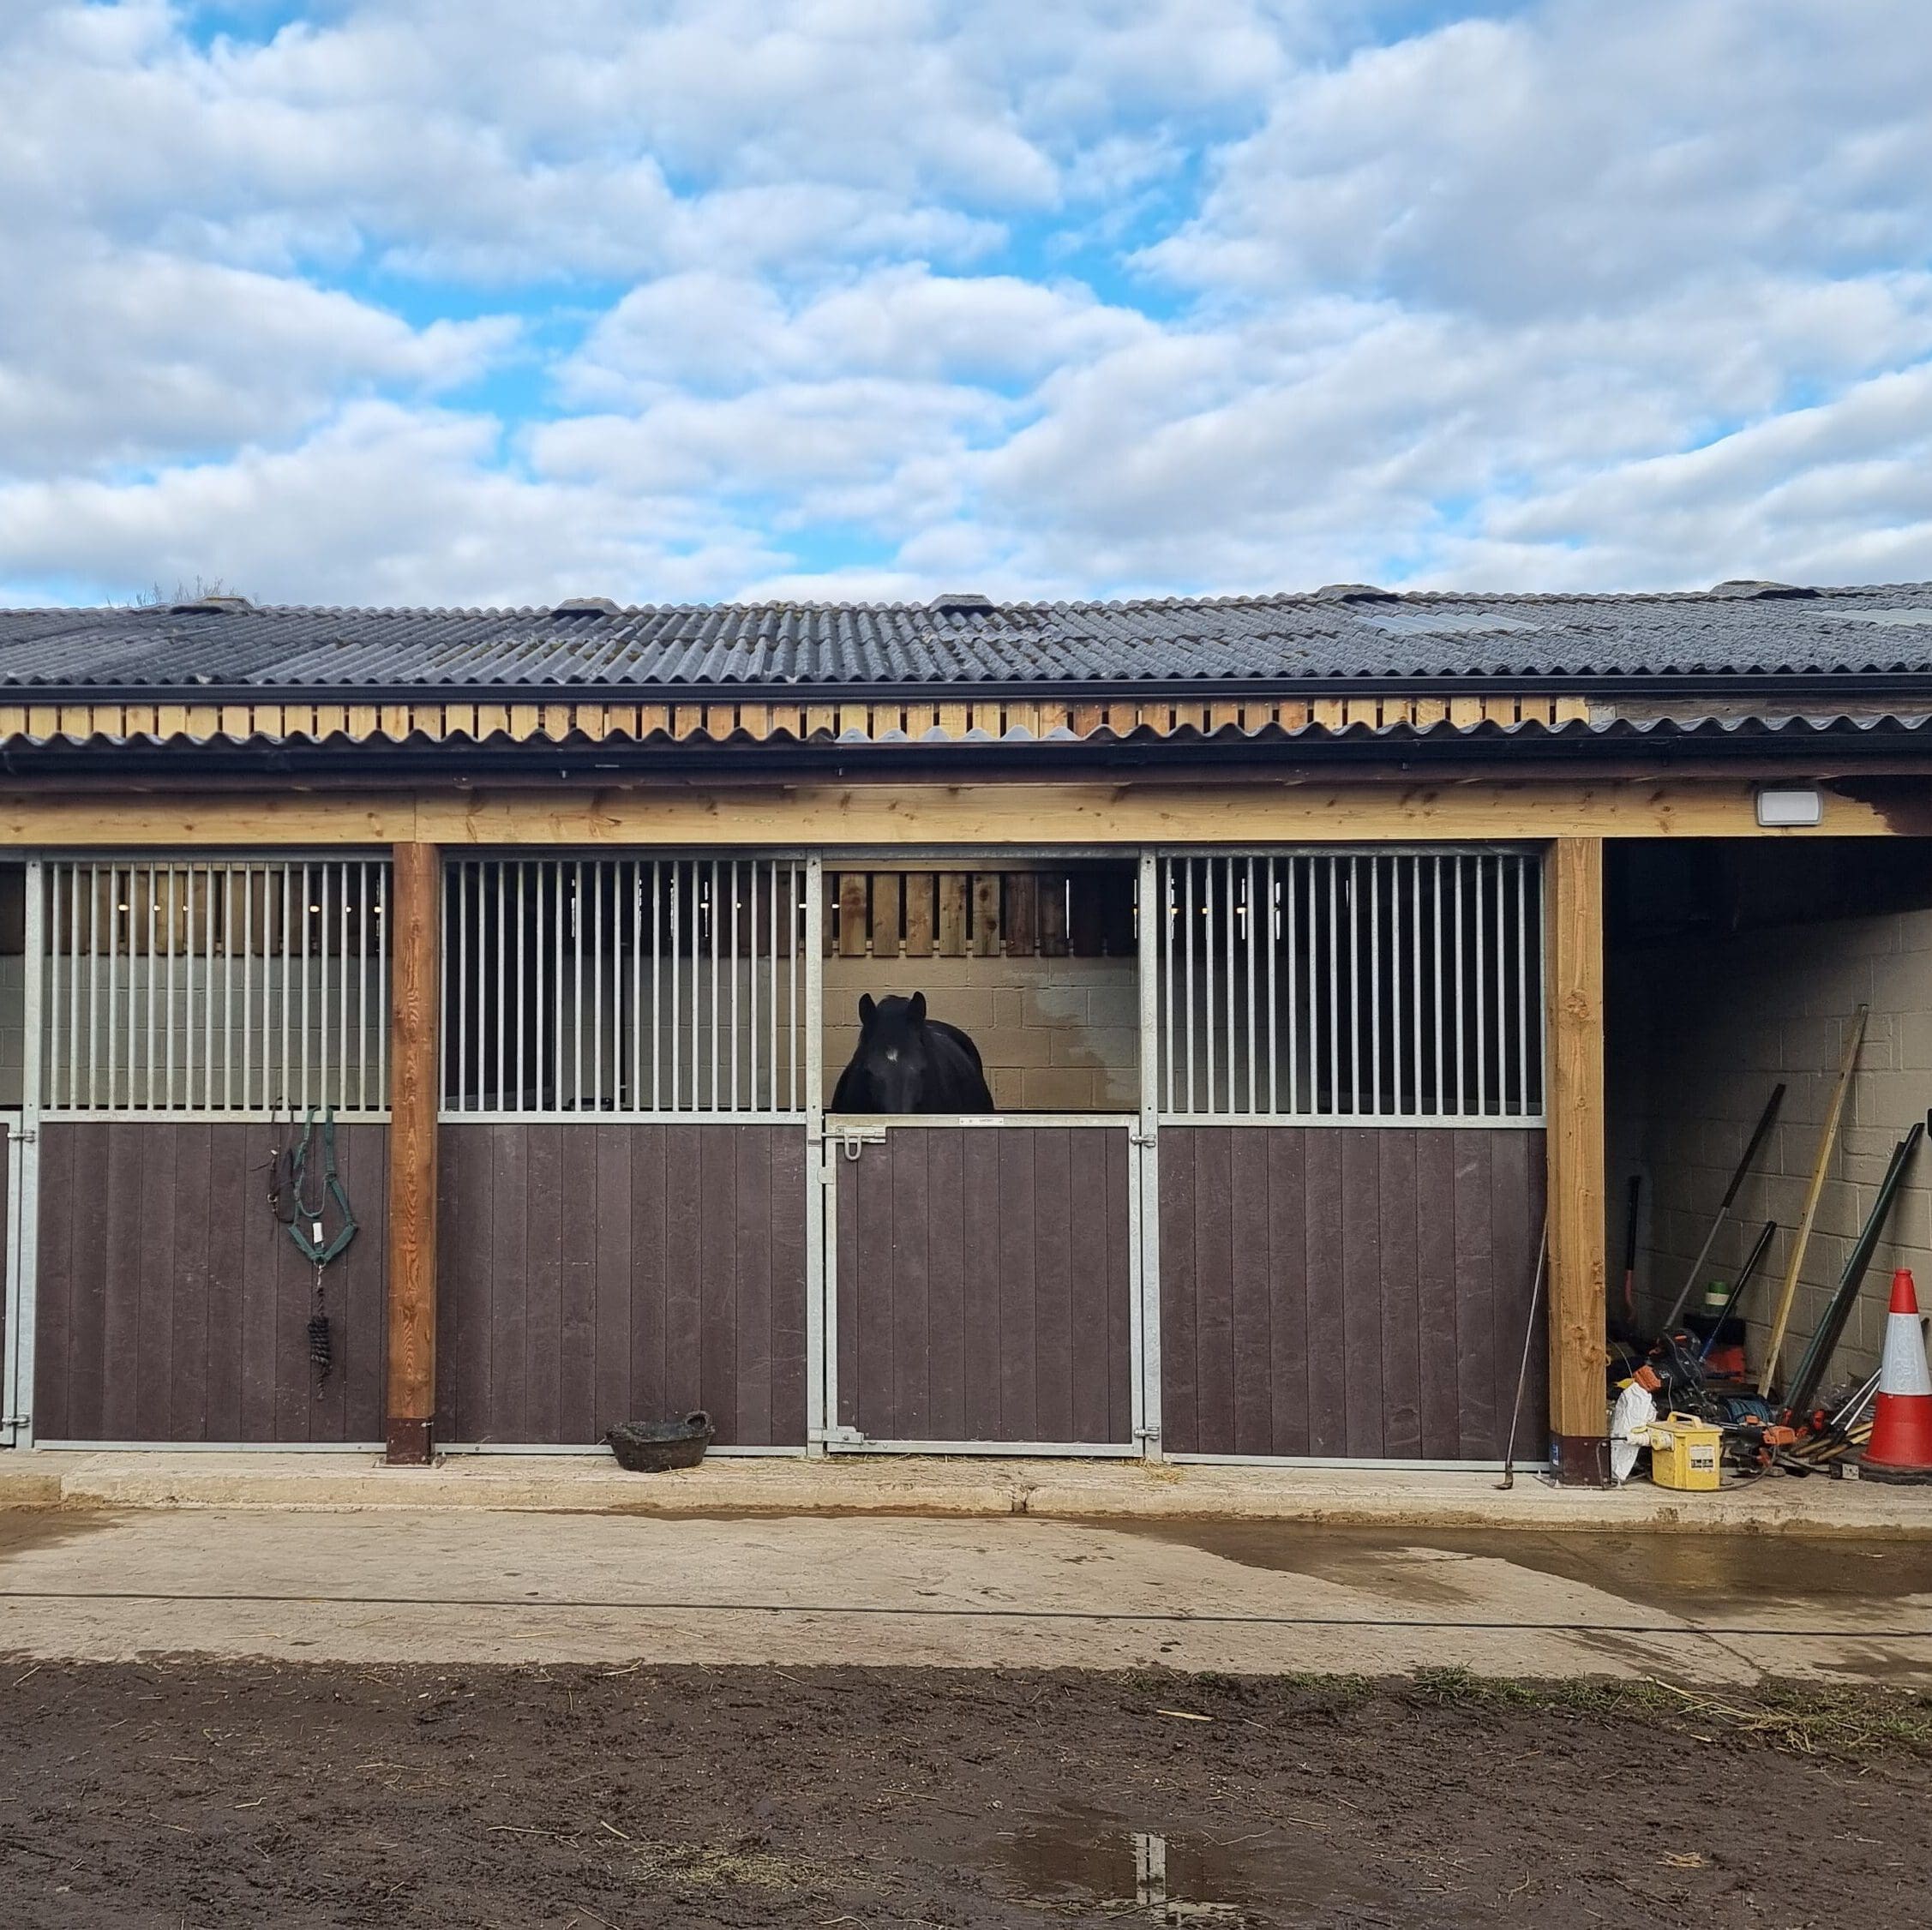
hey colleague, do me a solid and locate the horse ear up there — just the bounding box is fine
[908,992,927,1024]
[859,993,877,1027]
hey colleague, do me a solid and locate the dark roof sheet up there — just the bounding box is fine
[8,584,1932,692]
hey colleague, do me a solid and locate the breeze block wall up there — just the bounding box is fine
[1611,852,1932,1390]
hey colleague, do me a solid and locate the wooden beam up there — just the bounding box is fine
[385,841,441,1465]
[1544,836,1609,1485]
[0,777,1902,848]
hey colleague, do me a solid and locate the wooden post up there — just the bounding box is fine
[386,842,441,1464]
[1544,837,1610,1484]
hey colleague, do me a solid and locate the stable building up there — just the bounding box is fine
[1,581,1928,1484]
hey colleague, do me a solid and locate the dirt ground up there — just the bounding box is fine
[0,1663,1925,1929]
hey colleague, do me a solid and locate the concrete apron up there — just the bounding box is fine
[4,1449,1932,1537]
[0,1507,1928,1685]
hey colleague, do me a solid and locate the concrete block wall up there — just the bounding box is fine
[1611,906,1932,1390]
[825,954,1139,1112]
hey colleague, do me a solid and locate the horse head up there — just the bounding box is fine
[851,992,933,1112]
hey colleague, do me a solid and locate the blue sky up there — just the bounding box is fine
[3,0,1931,608]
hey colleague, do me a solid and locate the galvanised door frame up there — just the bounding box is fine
[0,855,41,1446]
[814,845,1151,1458]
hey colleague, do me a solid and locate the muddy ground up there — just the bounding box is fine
[0,1663,1925,1929]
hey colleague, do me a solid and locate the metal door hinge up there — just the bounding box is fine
[1130,1130,1157,1148]
[7,1126,35,1145]
[813,1424,867,1447]
[1,1415,28,1430]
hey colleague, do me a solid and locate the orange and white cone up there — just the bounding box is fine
[1863,1269,1932,1483]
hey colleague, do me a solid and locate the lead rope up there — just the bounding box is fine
[287,1106,358,1395]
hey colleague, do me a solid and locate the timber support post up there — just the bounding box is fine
[386,841,441,1464]
[1545,836,1611,1484]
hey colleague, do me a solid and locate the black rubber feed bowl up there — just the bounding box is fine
[606,1412,714,1473]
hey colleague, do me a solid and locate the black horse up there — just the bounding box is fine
[831,992,994,1113]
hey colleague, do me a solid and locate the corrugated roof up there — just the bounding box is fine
[7,584,1932,692]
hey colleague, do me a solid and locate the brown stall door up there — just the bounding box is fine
[834,1125,1134,1448]
[1159,1126,1545,1461]
[34,1121,389,1444]
[436,1123,808,1448]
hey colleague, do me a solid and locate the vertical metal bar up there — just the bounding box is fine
[376,860,388,1108]
[515,864,528,1114]
[629,860,643,1112]
[1284,857,1300,1116]
[709,859,721,1112]
[1323,857,1340,1118]
[489,860,503,1111]
[1135,848,1162,1457]
[669,863,681,1112]
[201,865,215,1109]
[219,864,233,1111]
[727,858,740,1112]
[1369,856,1383,1120]
[69,862,83,1112]
[9,856,45,1443]
[788,861,801,1112]
[316,860,332,1112]
[123,867,139,1111]
[651,860,663,1112]
[1473,856,1489,1118]
[454,860,470,1114]
[45,865,62,1112]
[802,854,825,1449]
[143,865,158,1110]
[748,861,761,1112]
[1453,857,1467,1118]
[1264,857,1279,1116]
[240,868,252,1112]
[1389,856,1404,1118]
[298,860,313,1113]
[593,860,606,1112]
[534,864,549,1115]
[1516,854,1532,1117]
[1151,861,1167,1120]
[334,861,348,1106]
[1221,858,1235,1115]
[1244,858,1258,1116]
[1432,855,1446,1118]
[161,869,177,1112]
[1181,858,1196,1114]
[276,866,290,1110]
[358,860,371,1110]
[573,860,586,1113]
[1408,858,1423,1120]
[87,864,102,1111]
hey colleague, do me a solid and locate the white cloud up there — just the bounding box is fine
[8,1,1932,607]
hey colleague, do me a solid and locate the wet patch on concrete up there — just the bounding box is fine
[0,1510,117,1562]
[1101,1520,1932,1620]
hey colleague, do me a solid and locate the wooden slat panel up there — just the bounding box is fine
[970,872,1000,956]
[1266,1129,1311,1455]
[902,873,935,957]
[1340,1130,1384,1455]
[1029,1128,1073,1443]
[1228,1128,1274,1456]
[837,872,869,957]
[168,1123,211,1441]
[1038,874,1070,957]
[1002,873,1038,956]
[869,872,902,958]
[1301,1129,1347,1455]
[28,1125,68,1442]
[925,1128,967,1441]
[937,874,969,956]
[1454,1130,1497,1459]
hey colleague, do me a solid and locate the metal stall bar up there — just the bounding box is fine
[39,855,392,1121]
[1155,848,1545,1128]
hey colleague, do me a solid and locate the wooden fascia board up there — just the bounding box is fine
[0,776,1899,847]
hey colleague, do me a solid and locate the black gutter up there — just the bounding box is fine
[6,722,1932,788]
[10,672,1932,707]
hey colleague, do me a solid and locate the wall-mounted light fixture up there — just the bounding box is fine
[1755,786,1823,828]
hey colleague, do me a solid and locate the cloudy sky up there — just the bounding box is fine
[3,0,1929,608]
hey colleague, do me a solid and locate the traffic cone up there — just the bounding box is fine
[1862,1269,1932,1483]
